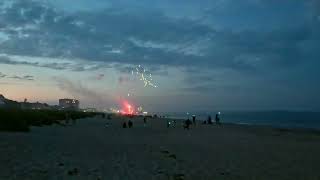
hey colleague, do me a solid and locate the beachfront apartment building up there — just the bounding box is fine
[59,98,80,110]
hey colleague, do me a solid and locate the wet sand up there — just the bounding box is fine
[1,116,320,180]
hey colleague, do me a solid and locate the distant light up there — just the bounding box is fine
[218,112,221,115]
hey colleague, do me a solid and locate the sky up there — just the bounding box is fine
[0,0,319,112]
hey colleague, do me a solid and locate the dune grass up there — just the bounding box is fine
[0,109,100,132]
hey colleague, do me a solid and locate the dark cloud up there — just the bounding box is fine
[0,55,70,70]
[9,75,34,81]
[0,0,318,75]
[0,70,33,81]
[0,1,319,72]
[0,72,6,78]
[0,55,39,66]
[0,55,112,72]
[40,62,71,70]
[0,1,210,67]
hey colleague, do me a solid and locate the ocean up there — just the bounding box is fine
[159,111,320,130]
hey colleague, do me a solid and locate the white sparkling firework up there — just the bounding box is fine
[135,65,158,88]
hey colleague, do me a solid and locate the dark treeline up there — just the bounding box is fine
[0,109,101,132]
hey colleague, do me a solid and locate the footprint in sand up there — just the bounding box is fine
[173,173,185,180]
[160,150,170,154]
[168,154,177,160]
[67,168,79,176]
[160,150,177,159]
[160,150,177,160]
[216,168,231,176]
[159,149,186,179]
[58,162,64,167]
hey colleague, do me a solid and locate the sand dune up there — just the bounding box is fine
[1,116,320,180]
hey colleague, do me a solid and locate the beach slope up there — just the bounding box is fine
[1,116,320,179]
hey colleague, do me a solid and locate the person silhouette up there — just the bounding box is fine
[184,119,192,130]
[128,120,133,128]
[215,113,220,125]
[207,115,213,124]
[143,117,147,127]
[122,122,127,128]
[192,115,196,125]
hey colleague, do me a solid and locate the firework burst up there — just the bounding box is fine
[135,65,158,88]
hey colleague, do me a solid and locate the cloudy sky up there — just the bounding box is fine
[0,0,319,112]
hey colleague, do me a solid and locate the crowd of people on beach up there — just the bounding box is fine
[182,113,221,130]
[121,117,148,128]
[102,112,221,130]
[202,113,221,125]
[122,120,133,128]
[164,112,222,130]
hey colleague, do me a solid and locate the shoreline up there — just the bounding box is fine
[165,118,320,133]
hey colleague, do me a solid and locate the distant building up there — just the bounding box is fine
[59,99,79,110]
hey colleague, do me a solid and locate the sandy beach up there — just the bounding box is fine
[1,116,320,180]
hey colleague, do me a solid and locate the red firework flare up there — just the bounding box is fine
[120,99,135,115]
